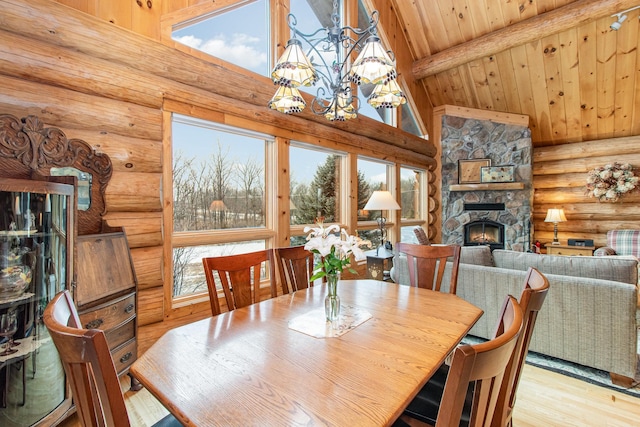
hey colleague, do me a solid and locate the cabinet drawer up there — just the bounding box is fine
[79,293,136,331]
[112,338,137,374]
[105,319,135,350]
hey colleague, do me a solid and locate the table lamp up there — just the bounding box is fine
[544,208,567,245]
[363,190,401,254]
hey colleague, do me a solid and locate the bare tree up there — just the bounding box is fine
[234,158,264,226]
[206,141,233,228]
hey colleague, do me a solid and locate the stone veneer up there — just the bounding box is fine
[440,115,533,252]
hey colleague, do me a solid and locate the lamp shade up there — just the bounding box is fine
[544,208,567,223]
[368,78,407,109]
[349,36,396,86]
[271,38,318,88]
[268,86,306,114]
[363,191,401,211]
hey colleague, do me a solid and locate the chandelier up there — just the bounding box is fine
[268,0,406,121]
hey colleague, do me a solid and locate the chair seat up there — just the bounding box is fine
[152,413,183,427]
[403,364,472,427]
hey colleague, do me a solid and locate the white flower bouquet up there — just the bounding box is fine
[304,218,370,281]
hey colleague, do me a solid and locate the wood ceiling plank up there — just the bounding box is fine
[450,0,475,42]
[484,53,509,112]
[508,45,538,141]
[518,0,539,20]
[435,74,456,107]
[557,28,583,142]
[500,0,522,26]
[466,0,491,34]
[576,21,599,140]
[423,1,454,54]
[389,0,425,58]
[444,67,472,108]
[467,59,494,110]
[423,76,446,108]
[435,0,466,48]
[495,50,521,114]
[541,33,568,143]
[525,39,554,143]
[596,19,618,138]
[483,0,506,32]
[535,0,559,14]
[612,11,639,137]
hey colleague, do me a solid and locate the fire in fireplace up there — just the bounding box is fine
[464,220,505,251]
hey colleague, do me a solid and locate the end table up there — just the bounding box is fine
[365,248,394,281]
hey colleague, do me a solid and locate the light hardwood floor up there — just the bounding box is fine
[58,362,640,427]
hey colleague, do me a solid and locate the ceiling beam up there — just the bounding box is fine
[412,0,639,80]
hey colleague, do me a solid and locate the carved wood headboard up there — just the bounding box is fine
[0,114,113,235]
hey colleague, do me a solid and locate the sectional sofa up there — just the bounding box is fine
[391,246,639,384]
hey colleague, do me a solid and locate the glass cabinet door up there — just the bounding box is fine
[0,178,74,426]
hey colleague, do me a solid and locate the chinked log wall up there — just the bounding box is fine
[533,136,640,248]
[0,0,436,351]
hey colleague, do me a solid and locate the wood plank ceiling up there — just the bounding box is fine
[387,0,640,147]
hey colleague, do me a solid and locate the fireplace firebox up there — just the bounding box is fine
[464,220,505,251]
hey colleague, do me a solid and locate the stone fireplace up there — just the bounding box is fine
[439,114,533,252]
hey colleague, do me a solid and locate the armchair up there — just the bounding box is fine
[595,230,640,258]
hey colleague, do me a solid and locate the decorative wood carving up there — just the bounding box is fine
[0,113,113,234]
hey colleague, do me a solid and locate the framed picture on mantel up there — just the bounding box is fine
[481,165,516,183]
[458,159,491,184]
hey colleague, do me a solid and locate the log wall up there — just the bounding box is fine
[532,136,640,248]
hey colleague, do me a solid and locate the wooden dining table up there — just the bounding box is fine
[130,279,483,427]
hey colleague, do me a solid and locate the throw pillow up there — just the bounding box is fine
[413,227,430,245]
[460,245,494,266]
[594,247,617,256]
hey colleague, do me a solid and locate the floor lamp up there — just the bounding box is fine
[544,208,567,245]
[363,191,401,254]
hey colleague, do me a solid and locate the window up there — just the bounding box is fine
[171,0,270,76]
[401,105,423,137]
[290,143,345,227]
[172,114,273,298]
[399,166,426,243]
[357,157,391,243]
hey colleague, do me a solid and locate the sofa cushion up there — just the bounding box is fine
[492,250,638,285]
[459,245,494,267]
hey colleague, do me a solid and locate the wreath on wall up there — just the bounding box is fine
[585,162,639,202]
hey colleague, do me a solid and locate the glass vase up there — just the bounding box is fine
[325,272,341,323]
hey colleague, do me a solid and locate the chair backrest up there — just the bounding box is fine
[43,291,130,427]
[436,295,523,427]
[491,267,549,427]
[274,245,314,294]
[202,249,277,314]
[396,242,461,294]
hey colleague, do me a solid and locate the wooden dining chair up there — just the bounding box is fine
[43,290,182,427]
[274,245,314,294]
[396,294,523,427]
[396,242,462,294]
[202,249,277,314]
[491,267,549,427]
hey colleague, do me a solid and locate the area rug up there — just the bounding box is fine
[463,335,640,398]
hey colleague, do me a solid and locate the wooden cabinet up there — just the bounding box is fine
[545,244,595,256]
[0,179,75,426]
[75,231,141,389]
